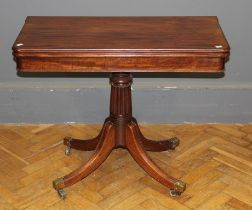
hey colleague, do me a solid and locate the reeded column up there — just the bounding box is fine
[109,73,133,147]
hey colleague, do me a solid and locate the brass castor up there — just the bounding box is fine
[170,188,183,197]
[169,180,186,197]
[53,178,66,199]
[65,146,72,156]
[57,189,66,199]
[64,137,72,156]
[169,137,180,150]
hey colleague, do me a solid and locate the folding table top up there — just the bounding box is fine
[13,16,230,72]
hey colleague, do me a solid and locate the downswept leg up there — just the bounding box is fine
[132,118,180,152]
[126,121,186,196]
[63,119,111,153]
[53,122,115,198]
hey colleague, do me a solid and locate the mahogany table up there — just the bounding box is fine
[12,16,230,199]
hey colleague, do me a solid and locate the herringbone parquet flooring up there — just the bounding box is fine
[0,124,251,210]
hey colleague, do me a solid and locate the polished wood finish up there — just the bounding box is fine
[61,122,115,189]
[13,16,230,72]
[12,16,230,198]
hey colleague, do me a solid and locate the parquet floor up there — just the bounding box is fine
[0,123,251,210]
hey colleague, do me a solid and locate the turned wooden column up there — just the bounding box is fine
[109,73,133,148]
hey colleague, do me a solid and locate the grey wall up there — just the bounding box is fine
[0,0,252,123]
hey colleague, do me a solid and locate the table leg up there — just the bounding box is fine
[63,118,110,154]
[53,121,115,199]
[126,121,186,196]
[132,118,180,152]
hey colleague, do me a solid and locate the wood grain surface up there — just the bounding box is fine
[13,16,230,72]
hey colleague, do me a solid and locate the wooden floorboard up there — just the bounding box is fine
[0,123,251,210]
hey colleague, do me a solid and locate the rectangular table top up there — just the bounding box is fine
[13,16,230,73]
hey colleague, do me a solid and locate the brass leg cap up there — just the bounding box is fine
[169,180,186,197]
[169,137,180,150]
[64,136,73,145]
[53,177,65,190]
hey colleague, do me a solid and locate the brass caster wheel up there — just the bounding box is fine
[170,188,182,197]
[169,180,186,197]
[169,137,180,150]
[53,178,66,199]
[57,189,66,199]
[65,146,72,156]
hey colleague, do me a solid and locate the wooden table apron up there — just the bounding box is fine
[12,16,230,198]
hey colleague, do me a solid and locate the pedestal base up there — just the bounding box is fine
[53,73,186,198]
